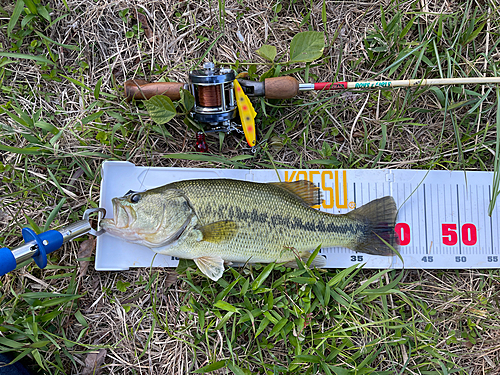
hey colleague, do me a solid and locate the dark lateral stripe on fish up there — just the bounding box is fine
[200,204,366,235]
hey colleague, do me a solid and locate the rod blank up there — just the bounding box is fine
[299,77,500,92]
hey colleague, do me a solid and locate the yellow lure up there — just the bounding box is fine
[233,79,257,147]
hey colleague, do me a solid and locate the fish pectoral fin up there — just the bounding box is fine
[198,220,238,243]
[282,252,327,269]
[194,256,225,281]
[270,180,323,208]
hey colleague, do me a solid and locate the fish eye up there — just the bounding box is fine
[130,194,141,203]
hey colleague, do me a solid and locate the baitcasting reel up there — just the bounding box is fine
[188,62,237,128]
[125,62,251,148]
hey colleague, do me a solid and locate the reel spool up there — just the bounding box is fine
[189,62,237,126]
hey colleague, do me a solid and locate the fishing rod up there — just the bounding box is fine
[124,64,500,149]
[0,208,106,276]
[126,75,500,100]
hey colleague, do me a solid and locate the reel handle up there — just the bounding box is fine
[124,79,185,102]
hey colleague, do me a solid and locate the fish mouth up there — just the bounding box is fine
[100,199,136,231]
[100,198,193,247]
[114,198,136,229]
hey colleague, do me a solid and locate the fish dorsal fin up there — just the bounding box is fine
[198,220,238,243]
[194,256,225,281]
[270,180,323,207]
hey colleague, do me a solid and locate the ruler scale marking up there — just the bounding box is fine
[457,184,462,255]
[423,184,429,255]
[489,185,494,255]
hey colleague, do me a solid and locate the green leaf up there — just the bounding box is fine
[268,317,288,338]
[74,310,89,328]
[23,0,37,14]
[0,144,43,155]
[116,280,130,292]
[292,354,321,364]
[144,96,176,125]
[251,263,275,290]
[94,77,102,99]
[21,13,36,28]
[37,5,51,22]
[227,362,248,375]
[179,89,195,113]
[34,121,59,135]
[138,319,156,359]
[96,131,107,142]
[489,86,500,216]
[256,45,277,62]
[215,278,240,302]
[329,366,351,375]
[353,269,391,295]
[1,106,29,126]
[289,31,325,63]
[255,317,270,337]
[60,74,92,91]
[81,111,103,125]
[29,340,50,349]
[38,295,82,307]
[22,215,41,234]
[464,20,487,45]
[0,337,25,348]
[7,0,25,37]
[0,59,15,69]
[0,52,55,65]
[192,360,227,373]
[215,311,234,330]
[214,300,239,313]
[290,277,317,284]
[429,87,445,107]
[176,259,196,274]
[32,349,46,370]
[306,244,322,267]
[43,197,66,231]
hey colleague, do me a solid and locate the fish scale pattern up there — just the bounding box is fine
[164,179,367,263]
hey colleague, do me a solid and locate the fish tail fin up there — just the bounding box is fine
[347,196,398,256]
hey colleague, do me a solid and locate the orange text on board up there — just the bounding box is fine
[284,170,354,210]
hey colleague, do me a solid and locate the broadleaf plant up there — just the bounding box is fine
[289,31,325,63]
[256,44,277,62]
[144,96,176,125]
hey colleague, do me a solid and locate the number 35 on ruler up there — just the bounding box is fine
[395,223,478,246]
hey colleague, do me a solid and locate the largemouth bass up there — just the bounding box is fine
[101,178,398,281]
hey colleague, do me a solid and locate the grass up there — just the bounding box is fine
[1,0,500,373]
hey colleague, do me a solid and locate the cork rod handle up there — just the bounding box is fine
[264,76,300,99]
[124,79,185,102]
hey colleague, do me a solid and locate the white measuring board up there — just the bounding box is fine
[95,161,500,271]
